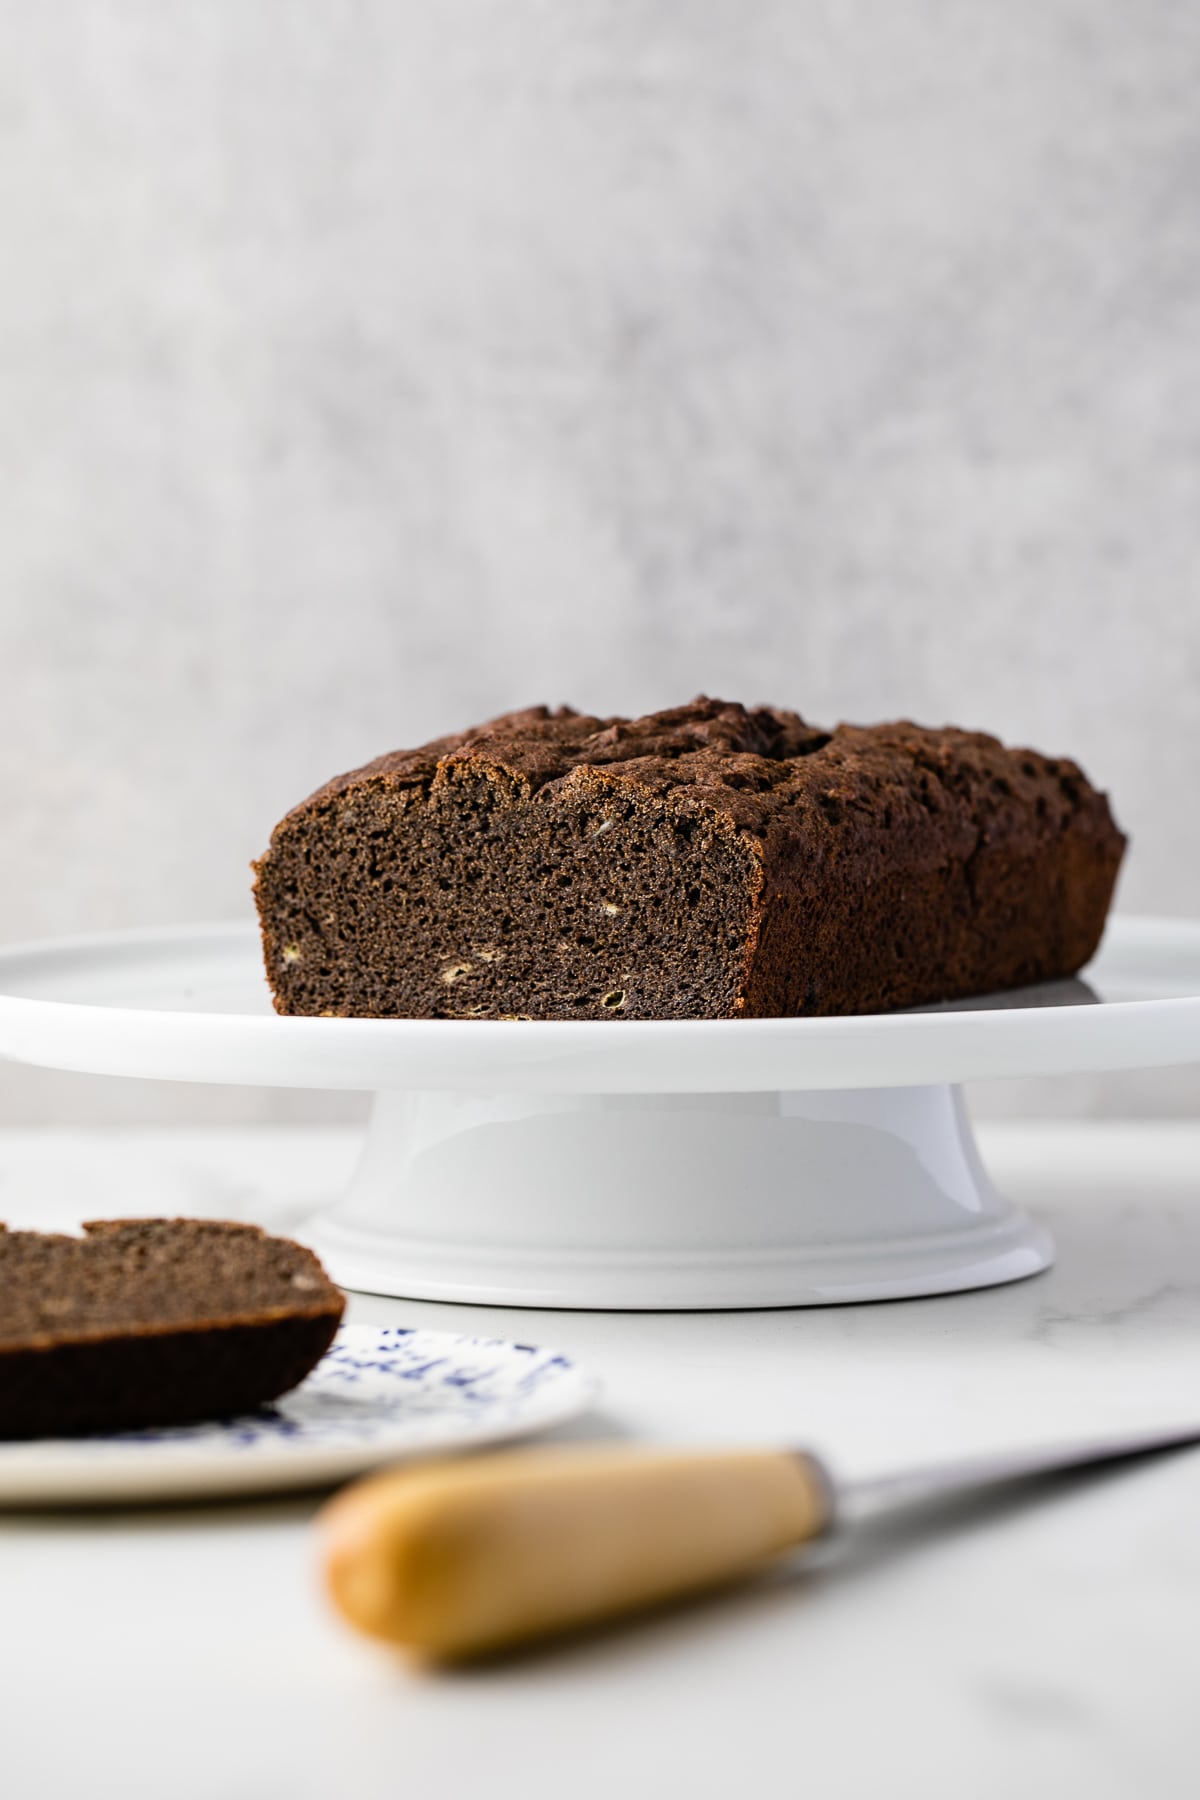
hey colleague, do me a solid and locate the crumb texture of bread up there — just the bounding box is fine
[0,1219,345,1438]
[252,697,1126,1021]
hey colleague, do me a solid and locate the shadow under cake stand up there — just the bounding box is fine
[0,917,1197,1310]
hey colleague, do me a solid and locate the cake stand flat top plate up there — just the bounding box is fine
[0,916,1197,1092]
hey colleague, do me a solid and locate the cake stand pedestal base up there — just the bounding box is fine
[299,1083,1053,1310]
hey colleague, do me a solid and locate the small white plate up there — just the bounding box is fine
[0,1325,599,1506]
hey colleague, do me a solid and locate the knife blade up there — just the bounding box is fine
[836,1417,1200,1522]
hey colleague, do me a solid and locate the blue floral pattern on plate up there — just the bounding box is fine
[0,1325,599,1506]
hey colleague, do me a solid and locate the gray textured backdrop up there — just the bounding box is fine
[3,2,1199,1121]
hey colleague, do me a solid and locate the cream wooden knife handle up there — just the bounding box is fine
[320,1445,832,1661]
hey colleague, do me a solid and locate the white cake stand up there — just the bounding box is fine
[1,916,1198,1310]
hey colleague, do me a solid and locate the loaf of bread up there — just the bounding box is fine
[0,1219,344,1437]
[252,698,1125,1020]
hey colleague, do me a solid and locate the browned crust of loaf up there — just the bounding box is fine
[253,698,1126,1019]
[0,1219,345,1438]
[271,700,832,831]
[0,1316,342,1439]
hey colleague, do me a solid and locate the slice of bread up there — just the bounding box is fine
[0,1218,345,1438]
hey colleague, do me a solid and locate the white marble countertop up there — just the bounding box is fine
[4,1121,1200,1799]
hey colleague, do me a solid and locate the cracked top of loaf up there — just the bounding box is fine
[288,695,1120,852]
